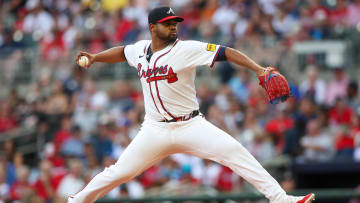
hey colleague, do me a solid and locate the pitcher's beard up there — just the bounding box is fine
[167,36,177,43]
[158,32,177,43]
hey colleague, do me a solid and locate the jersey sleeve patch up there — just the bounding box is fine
[206,43,216,52]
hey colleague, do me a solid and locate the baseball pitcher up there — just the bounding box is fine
[71,6,315,203]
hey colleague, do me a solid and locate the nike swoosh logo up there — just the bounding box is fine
[139,55,144,58]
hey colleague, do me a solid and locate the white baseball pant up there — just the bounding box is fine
[68,116,286,203]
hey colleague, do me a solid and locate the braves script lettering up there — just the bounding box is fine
[137,63,178,83]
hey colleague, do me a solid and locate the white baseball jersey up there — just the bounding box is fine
[124,39,220,121]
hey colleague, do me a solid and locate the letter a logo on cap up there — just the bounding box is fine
[167,8,175,14]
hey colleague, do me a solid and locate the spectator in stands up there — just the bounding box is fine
[91,123,113,161]
[123,108,142,140]
[108,81,134,115]
[223,98,245,135]
[234,7,249,39]
[42,81,69,137]
[9,166,33,201]
[214,85,232,112]
[109,9,133,45]
[63,68,84,97]
[23,2,54,34]
[32,159,57,201]
[211,0,238,38]
[13,7,27,32]
[215,166,236,192]
[12,151,25,175]
[7,89,23,116]
[111,123,130,161]
[52,115,72,155]
[123,20,142,44]
[329,0,348,26]
[325,67,350,107]
[317,106,332,136]
[346,0,360,27]
[125,177,144,198]
[123,0,148,29]
[228,69,252,104]
[196,84,214,117]
[272,7,299,37]
[0,100,17,133]
[0,149,16,187]
[158,158,181,185]
[45,80,70,116]
[0,166,9,202]
[335,126,355,161]
[40,24,66,61]
[84,154,101,183]
[61,125,86,159]
[170,154,204,185]
[201,159,221,189]
[300,119,334,162]
[207,104,228,133]
[265,107,294,152]
[57,159,85,200]
[179,2,201,38]
[88,28,108,55]
[198,19,221,44]
[179,165,200,193]
[139,164,160,189]
[2,151,26,190]
[0,28,23,63]
[308,0,330,23]
[260,19,278,48]
[111,107,141,161]
[246,126,276,162]
[347,81,360,111]
[299,65,326,105]
[298,5,314,37]
[351,111,360,161]
[63,16,81,51]
[237,107,260,147]
[73,100,98,136]
[80,78,109,112]
[328,97,353,127]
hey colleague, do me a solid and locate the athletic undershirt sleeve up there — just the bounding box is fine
[215,46,227,61]
[183,40,221,68]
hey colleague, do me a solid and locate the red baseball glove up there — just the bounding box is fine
[258,67,291,104]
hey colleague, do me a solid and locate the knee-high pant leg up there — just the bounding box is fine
[69,123,175,203]
[173,117,286,202]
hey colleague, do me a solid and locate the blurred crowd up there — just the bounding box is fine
[1,0,360,202]
[1,0,360,84]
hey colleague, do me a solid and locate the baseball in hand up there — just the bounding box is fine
[79,56,89,67]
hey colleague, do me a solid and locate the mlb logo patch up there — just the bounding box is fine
[206,43,216,52]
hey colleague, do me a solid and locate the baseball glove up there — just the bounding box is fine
[258,67,290,104]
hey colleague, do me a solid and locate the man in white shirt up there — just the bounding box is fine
[70,6,314,203]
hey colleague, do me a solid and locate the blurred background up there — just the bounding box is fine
[0,0,360,202]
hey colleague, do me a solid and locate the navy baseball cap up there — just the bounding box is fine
[148,6,184,24]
